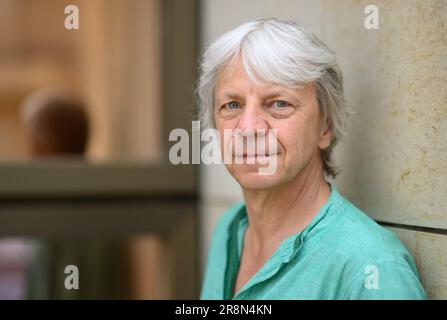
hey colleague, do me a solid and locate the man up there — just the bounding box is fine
[198,18,426,299]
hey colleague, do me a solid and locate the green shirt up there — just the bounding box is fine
[200,183,426,300]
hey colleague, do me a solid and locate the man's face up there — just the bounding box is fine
[214,60,332,190]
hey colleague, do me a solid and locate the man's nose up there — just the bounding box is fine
[237,104,269,135]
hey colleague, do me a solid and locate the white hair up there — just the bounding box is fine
[197,18,350,178]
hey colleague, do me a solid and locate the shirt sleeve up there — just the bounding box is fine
[342,259,427,300]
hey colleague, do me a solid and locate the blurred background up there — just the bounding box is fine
[0,0,198,299]
[0,0,446,299]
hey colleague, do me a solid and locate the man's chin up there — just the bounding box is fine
[233,171,283,190]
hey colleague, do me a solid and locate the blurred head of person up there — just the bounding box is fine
[20,87,90,159]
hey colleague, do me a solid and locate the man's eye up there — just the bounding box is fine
[272,100,288,108]
[267,100,295,118]
[225,101,240,110]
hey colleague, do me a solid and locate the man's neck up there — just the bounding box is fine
[242,161,331,257]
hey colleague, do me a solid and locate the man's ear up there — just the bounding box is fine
[318,120,333,150]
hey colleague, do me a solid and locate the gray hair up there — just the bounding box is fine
[197,18,350,178]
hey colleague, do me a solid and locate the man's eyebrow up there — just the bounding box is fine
[216,89,303,105]
[261,89,294,99]
[218,89,291,98]
[262,90,303,105]
[261,91,282,100]
[217,91,242,99]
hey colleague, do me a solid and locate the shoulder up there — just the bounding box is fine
[325,193,411,262]
[208,202,245,245]
[205,201,245,259]
[216,202,245,229]
[200,202,245,299]
[320,192,426,299]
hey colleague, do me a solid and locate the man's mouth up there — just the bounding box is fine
[234,153,278,163]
